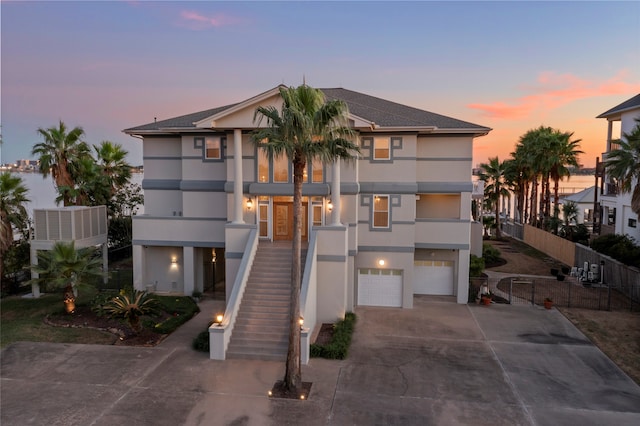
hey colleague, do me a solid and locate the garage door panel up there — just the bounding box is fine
[358,270,402,307]
[414,261,454,295]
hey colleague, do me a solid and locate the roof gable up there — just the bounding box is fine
[124,85,490,135]
[597,94,640,119]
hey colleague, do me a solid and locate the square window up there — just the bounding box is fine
[373,195,389,228]
[629,218,637,228]
[373,137,390,160]
[205,137,221,159]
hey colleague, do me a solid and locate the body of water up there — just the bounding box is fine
[17,172,144,217]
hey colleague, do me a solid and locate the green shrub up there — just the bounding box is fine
[590,234,640,267]
[192,321,214,352]
[482,244,501,265]
[153,296,200,334]
[310,312,356,359]
[469,254,485,278]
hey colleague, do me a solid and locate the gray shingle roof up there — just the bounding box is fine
[124,86,489,133]
[321,88,488,129]
[597,94,640,118]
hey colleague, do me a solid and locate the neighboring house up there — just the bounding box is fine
[596,94,640,241]
[559,185,596,225]
[123,85,490,341]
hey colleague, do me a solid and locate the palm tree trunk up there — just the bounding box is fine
[284,155,304,393]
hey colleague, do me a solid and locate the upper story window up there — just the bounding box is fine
[256,148,325,183]
[373,195,390,228]
[373,137,390,160]
[195,136,225,161]
[205,137,222,159]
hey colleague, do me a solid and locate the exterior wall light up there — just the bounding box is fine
[327,199,333,211]
[299,316,304,329]
[246,198,253,210]
[214,313,224,326]
[378,259,385,267]
[171,256,178,265]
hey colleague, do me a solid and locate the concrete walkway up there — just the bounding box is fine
[2,296,639,425]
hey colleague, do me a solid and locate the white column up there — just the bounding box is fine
[331,159,341,225]
[30,247,40,298]
[606,120,613,151]
[183,246,195,297]
[102,242,108,285]
[233,128,244,224]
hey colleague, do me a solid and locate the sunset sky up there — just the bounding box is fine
[2,1,639,169]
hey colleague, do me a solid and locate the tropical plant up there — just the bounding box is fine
[0,172,30,281]
[30,241,104,312]
[251,84,360,394]
[605,119,640,216]
[479,157,509,238]
[104,290,159,333]
[32,121,92,206]
[510,126,582,229]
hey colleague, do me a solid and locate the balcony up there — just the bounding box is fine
[415,219,470,248]
[133,216,226,245]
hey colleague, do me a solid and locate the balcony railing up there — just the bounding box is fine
[415,219,470,247]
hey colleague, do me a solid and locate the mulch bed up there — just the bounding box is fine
[45,305,167,346]
[314,323,334,346]
[269,380,312,400]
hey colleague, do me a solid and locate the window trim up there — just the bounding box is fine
[372,194,390,229]
[194,136,225,162]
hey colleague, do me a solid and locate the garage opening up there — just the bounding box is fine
[357,268,403,307]
[414,260,454,295]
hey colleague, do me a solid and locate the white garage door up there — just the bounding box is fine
[414,260,454,295]
[358,269,403,307]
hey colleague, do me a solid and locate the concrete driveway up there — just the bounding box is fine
[2,297,639,425]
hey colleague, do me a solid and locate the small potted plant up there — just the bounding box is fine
[544,297,553,310]
[480,292,492,305]
[192,290,203,303]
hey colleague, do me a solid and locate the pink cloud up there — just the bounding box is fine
[178,10,240,30]
[468,70,640,119]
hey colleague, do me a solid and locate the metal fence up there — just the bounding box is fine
[469,276,639,312]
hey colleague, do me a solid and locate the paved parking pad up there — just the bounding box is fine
[2,298,640,425]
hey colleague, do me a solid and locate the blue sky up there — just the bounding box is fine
[2,1,639,168]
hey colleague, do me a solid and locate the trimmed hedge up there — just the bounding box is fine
[153,296,200,334]
[310,312,356,359]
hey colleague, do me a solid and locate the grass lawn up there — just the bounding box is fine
[1,290,115,348]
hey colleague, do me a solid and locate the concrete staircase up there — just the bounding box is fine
[226,241,306,361]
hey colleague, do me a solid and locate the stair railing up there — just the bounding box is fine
[300,230,318,364]
[209,228,258,360]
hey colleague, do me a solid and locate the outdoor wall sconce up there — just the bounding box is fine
[378,259,385,267]
[299,316,304,329]
[327,199,333,211]
[246,198,253,210]
[171,256,178,264]
[214,313,224,326]
[211,249,217,263]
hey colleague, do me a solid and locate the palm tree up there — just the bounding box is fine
[32,121,91,206]
[0,172,30,281]
[30,241,104,313]
[479,157,509,238]
[548,130,582,230]
[251,84,359,394]
[605,119,640,216]
[94,141,132,198]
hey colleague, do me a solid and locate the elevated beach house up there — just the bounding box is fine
[124,85,490,360]
[597,93,640,241]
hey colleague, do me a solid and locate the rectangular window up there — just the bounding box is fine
[629,218,637,228]
[273,155,289,183]
[259,203,269,237]
[257,150,269,183]
[373,195,389,228]
[205,137,221,159]
[373,137,390,160]
[312,158,323,183]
